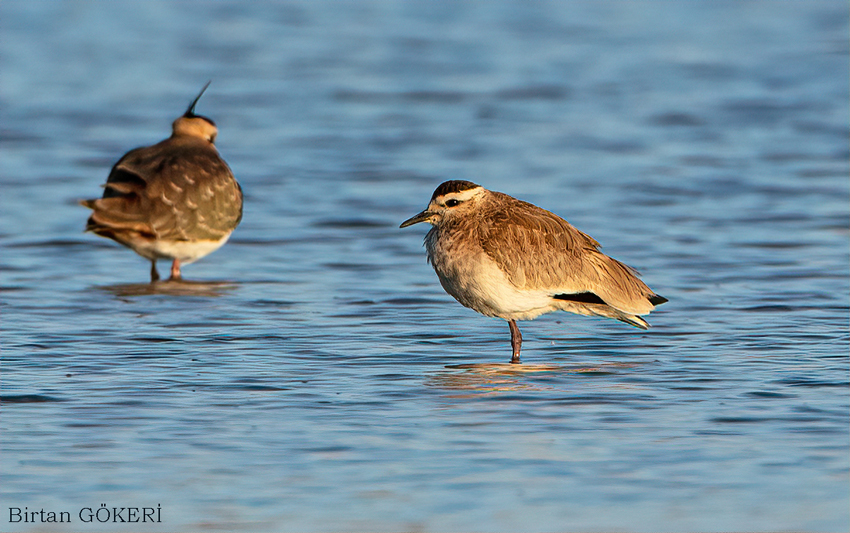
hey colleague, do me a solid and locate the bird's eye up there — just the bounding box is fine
[445,199,461,207]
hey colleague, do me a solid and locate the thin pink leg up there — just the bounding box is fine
[169,259,181,280]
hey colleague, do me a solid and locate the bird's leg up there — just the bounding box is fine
[150,260,160,283]
[169,259,182,281]
[508,319,522,364]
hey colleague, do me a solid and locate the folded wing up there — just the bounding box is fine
[479,193,665,322]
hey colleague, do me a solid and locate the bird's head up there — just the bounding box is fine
[400,180,484,228]
[172,81,218,143]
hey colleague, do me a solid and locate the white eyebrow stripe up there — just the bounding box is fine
[438,187,482,203]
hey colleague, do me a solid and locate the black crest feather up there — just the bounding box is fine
[183,81,215,125]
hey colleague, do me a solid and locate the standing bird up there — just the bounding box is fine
[81,82,243,282]
[400,180,666,364]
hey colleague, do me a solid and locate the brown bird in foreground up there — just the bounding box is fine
[400,180,667,364]
[81,83,243,282]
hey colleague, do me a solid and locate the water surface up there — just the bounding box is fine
[1,1,848,531]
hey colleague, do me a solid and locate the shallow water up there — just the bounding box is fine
[1,1,848,531]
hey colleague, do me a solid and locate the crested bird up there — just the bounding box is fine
[81,82,243,282]
[400,180,667,364]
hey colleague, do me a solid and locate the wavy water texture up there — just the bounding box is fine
[1,1,848,532]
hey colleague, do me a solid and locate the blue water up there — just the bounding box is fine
[1,1,848,531]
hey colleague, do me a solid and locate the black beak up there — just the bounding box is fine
[400,209,433,228]
[184,81,212,118]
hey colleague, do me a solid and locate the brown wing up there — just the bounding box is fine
[82,146,158,239]
[479,192,659,315]
[84,137,242,242]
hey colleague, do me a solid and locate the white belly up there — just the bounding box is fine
[435,251,556,321]
[133,232,232,263]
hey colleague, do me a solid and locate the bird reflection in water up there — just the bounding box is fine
[426,362,631,396]
[96,279,238,298]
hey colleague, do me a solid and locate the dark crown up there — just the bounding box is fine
[431,180,481,200]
